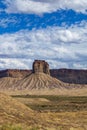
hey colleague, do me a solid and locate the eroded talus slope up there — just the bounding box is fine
[0,72,87,94]
[13,72,65,90]
[0,77,20,90]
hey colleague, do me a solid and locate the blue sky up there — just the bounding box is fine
[0,0,87,70]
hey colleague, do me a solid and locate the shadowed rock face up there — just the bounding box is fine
[50,69,87,84]
[33,60,50,75]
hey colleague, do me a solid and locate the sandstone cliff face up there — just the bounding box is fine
[0,69,32,78]
[33,60,50,75]
[50,69,87,84]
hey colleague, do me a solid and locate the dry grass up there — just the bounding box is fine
[13,95,87,130]
[0,93,39,127]
[40,111,87,130]
[1,87,87,96]
[1,111,87,130]
[0,92,87,130]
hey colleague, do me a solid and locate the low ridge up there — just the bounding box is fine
[0,92,37,125]
[13,72,65,90]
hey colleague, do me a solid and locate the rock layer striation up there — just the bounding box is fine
[33,60,50,75]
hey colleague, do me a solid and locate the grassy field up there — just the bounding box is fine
[12,95,87,112]
[1,94,87,130]
[0,124,40,130]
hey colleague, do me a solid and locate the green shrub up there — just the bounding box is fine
[0,124,22,130]
[0,124,39,130]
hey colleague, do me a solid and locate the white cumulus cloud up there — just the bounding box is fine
[0,22,87,69]
[3,0,87,15]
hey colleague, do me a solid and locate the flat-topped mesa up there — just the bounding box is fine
[33,60,50,75]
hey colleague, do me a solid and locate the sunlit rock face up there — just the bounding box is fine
[33,60,50,75]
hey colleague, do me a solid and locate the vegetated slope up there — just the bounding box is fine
[13,72,65,90]
[0,93,87,130]
[0,92,37,126]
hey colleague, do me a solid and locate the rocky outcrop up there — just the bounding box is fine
[11,60,66,90]
[33,60,50,75]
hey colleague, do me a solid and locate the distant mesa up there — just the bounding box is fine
[0,60,87,93]
[33,60,50,75]
[0,60,87,84]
